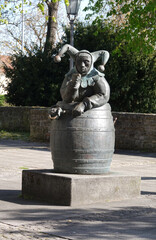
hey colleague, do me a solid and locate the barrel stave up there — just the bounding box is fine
[50,103,115,174]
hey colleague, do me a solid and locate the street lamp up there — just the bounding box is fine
[65,0,82,69]
[21,0,24,53]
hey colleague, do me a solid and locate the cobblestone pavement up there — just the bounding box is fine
[0,222,69,240]
[0,139,156,240]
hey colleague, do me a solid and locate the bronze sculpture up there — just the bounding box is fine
[50,44,115,174]
[49,44,110,119]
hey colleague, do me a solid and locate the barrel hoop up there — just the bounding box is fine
[73,116,112,119]
[53,116,113,121]
[52,128,115,132]
[53,149,114,153]
[54,158,112,163]
[69,166,110,170]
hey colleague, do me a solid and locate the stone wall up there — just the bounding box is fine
[0,106,31,132]
[30,108,51,142]
[113,112,156,152]
[0,106,155,151]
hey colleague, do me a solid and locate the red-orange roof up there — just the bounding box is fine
[0,55,12,74]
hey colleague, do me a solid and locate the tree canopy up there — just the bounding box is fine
[85,0,156,54]
[5,22,156,112]
[1,0,155,54]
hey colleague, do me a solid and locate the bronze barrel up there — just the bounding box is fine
[50,103,115,174]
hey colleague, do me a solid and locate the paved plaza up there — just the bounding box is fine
[0,139,156,240]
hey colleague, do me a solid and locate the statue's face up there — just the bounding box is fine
[75,53,92,76]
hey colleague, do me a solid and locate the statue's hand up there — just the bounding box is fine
[49,106,65,120]
[72,73,81,89]
[72,102,85,117]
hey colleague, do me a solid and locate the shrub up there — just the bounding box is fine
[0,95,6,106]
[5,45,69,107]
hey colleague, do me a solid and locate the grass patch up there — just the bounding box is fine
[0,95,6,106]
[19,166,29,170]
[0,95,12,106]
[0,130,30,141]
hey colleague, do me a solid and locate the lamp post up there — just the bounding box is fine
[65,0,82,69]
[21,0,24,53]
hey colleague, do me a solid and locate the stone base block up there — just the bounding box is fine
[22,170,141,206]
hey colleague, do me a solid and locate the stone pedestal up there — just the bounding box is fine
[22,170,141,206]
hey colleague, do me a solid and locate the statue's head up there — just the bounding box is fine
[75,51,92,76]
[54,44,110,74]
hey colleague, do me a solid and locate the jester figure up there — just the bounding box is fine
[49,44,110,119]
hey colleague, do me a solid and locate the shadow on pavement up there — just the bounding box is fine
[141,177,156,180]
[0,139,50,151]
[115,149,156,159]
[0,203,156,239]
[141,191,156,195]
[0,189,52,206]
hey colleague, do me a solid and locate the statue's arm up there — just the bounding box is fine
[60,74,81,103]
[83,77,110,110]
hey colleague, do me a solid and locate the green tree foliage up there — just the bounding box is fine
[108,49,156,113]
[4,22,156,112]
[65,22,156,113]
[85,0,156,54]
[4,46,69,106]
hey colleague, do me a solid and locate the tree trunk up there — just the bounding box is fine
[44,0,59,53]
